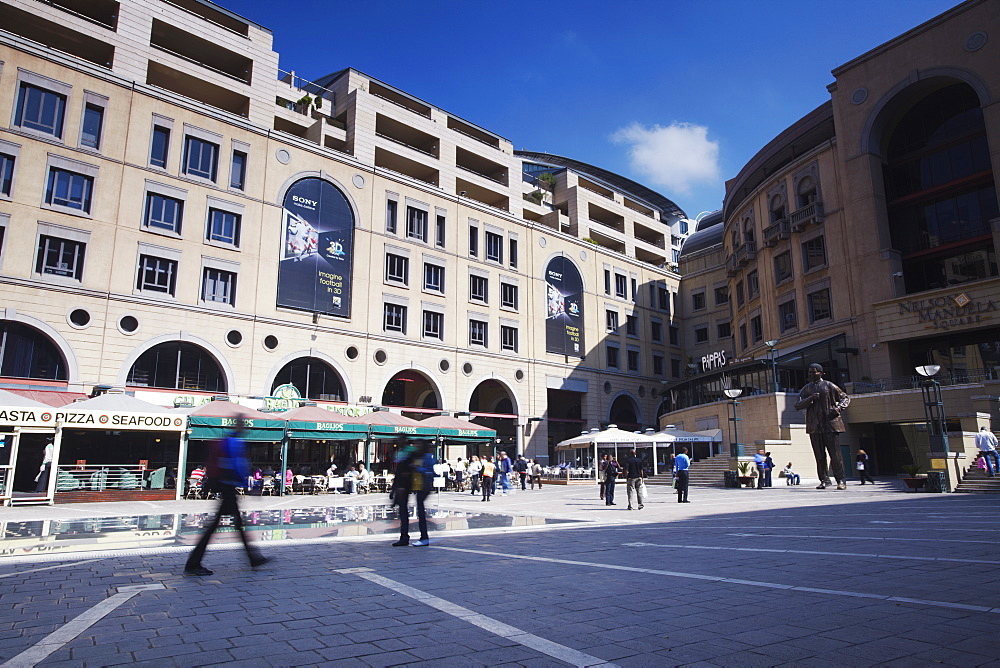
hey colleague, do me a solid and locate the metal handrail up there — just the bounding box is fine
[850,368,996,395]
[55,464,158,492]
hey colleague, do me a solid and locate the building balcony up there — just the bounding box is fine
[375,147,439,187]
[455,147,508,185]
[790,201,825,231]
[368,80,432,119]
[727,254,740,276]
[150,18,252,84]
[762,219,790,247]
[0,3,115,68]
[376,114,439,158]
[735,240,757,266]
[447,116,501,150]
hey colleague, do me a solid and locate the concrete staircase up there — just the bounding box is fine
[953,468,1000,494]
[644,452,731,488]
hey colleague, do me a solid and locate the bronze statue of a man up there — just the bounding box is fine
[794,363,851,490]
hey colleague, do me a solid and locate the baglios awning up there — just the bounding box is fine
[174,399,285,441]
[357,410,437,439]
[419,415,496,443]
[282,405,369,440]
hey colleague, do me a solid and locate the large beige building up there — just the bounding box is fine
[665,0,1000,488]
[0,0,690,497]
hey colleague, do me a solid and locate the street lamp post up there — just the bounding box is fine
[916,365,950,453]
[723,388,744,458]
[765,339,779,393]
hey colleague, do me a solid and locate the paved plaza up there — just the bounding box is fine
[0,482,998,667]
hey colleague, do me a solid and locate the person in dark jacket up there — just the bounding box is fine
[185,420,268,576]
[604,455,621,506]
[624,449,645,510]
[390,439,435,546]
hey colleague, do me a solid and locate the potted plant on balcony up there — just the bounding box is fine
[900,464,926,491]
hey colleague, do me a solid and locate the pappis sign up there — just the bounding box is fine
[0,409,184,431]
[701,350,728,373]
[898,292,997,331]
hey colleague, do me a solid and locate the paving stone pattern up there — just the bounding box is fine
[0,485,998,666]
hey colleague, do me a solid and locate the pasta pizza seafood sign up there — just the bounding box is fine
[0,409,185,431]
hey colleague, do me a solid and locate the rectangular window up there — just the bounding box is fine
[509,238,518,268]
[182,136,219,181]
[470,274,488,303]
[626,314,638,337]
[747,270,760,301]
[501,283,518,310]
[46,168,93,213]
[774,251,792,283]
[615,274,627,299]
[653,354,664,376]
[739,324,748,349]
[384,303,406,333]
[230,151,247,190]
[36,235,85,280]
[669,325,679,346]
[630,277,637,302]
[386,199,398,234]
[714,286,729,306]
[779,300,798,333]
[736,280,745,307]
[606,309,619,332]
[207,208,240,246]
[423,263,444,293]
[202,267,236,305]
[0,153,14,196]
[469,224,478,257]
[423,310,443,340]
[606,345,620,369]
[651,320,663,342]
[604,270,611,295]
[145,193,183,233]
[150,126,170,168]
[695,326,709,344]
[627,349,640,372]
[385,253,409,284]
[803,236,827,271]
[137,255,177,295]
[501,325,518,352]
[435,214,446,248]
[15,83,66,138]
[671,358,681,378]
[692,292,706,310]
[717,322,732,339]
[80,103,104,150]
[406,206,428,242]
[469,319,488,347]
[658,287,669,310]
[808,288,832,322]
[485,231,503,263]
[750,315,763,343]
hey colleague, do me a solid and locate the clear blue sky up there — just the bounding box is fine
[227,0,959,220]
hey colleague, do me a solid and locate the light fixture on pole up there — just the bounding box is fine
[765,339,779,393]
[723,387,743,458]
[915,364,949,453]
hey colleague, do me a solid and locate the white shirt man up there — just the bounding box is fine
[975,426,999,476]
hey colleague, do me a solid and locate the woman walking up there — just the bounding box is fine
[480,456,495,501]
[856,449,875,485]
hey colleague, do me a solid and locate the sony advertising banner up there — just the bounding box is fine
[544,255,585,357]
[276,178,355,316]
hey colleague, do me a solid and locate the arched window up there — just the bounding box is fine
[769,195,785,224]
[127,342,226,392]
[797,176,817,208]
[0,321,67,380]
[742,217,755,243]
[272,357,343,401]
[608,395,640,431]
[883,82,998,293]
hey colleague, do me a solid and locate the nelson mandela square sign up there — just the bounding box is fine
[276,178,356,316]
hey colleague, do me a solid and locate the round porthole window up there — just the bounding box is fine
[515,369,524,382]
[226,329,243,347]
[346,346,359,360]
[118,315,139,334]
[603,381,612,394]
[374,349,388,365]
[439,359,450,373]
[638,385,646,398]
[68,308,91,329]
[263,335,279,351]
[462,362,473,376]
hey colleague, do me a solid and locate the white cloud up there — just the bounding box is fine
[611,122,720,196]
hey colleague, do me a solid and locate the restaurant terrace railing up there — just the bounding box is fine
[850,368,996,395]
